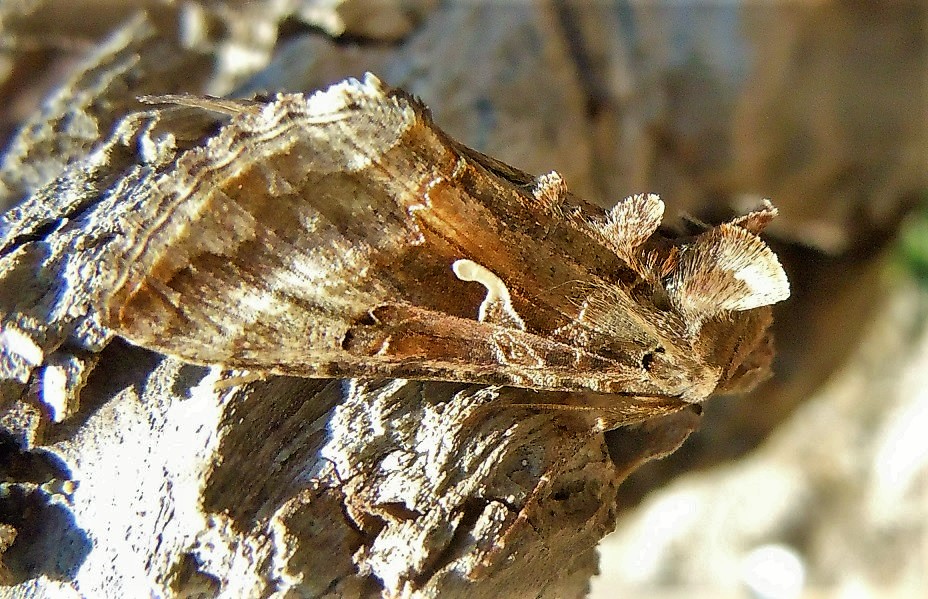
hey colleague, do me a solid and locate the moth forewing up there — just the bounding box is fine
[106,73,789,422]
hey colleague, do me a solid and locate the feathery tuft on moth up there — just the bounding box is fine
[104,73,789,428]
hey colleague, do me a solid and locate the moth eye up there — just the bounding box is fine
[640,346,666,372]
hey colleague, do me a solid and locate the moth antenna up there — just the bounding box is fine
[678,212,712,233]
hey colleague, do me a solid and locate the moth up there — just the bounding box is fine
[103,73,789,427]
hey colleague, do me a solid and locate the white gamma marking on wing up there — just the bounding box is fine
[452,259,526,331]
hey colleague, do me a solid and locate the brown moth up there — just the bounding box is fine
[103,73,789,426]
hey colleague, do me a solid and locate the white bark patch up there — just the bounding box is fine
[0,325,44,367]
[40,364,68,422]
[452,259,526,331]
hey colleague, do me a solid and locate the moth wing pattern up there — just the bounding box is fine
[107,75,623,391]
[106,73,789,403]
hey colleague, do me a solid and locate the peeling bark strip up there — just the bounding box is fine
[106,74,788,429]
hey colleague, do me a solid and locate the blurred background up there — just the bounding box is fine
[1,1,925,597]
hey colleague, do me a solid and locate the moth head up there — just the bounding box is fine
[663,203,789,396]
[653,202,789,398]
